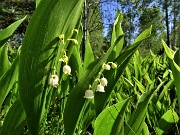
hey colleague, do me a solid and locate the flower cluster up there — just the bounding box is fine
[49,32,79,88]
[84,62,117,99]
[84,77,108,99]
[96,77,108,92]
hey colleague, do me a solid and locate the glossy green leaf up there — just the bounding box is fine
[0,54,19,108]
[0,44,11,77]
[94,98,130,135]
[162,41,180,111]
[83,32,94,71]
[19,0,84,134]
[36,0,41,7]
[141,122,149,135]
[0,16,26,47]
[134,25,152,44]
[109,11,124,60]
[133,77,146,93]
[161,40,173,59]
[174,49,180,66]
[0,99,26,135]
[125,81,165,135]
[156,109,179,135]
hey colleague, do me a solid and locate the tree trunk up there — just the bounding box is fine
[164,0,171,48]
[82,0,87,61]
[173,0,176,47]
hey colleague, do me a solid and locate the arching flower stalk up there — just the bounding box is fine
[67,39,78,45]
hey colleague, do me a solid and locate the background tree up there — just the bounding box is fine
[84,0,106,58]
[139,7,164,56]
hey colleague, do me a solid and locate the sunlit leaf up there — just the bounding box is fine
[0,54,19,108]
[0,99,26,135]
[0,16,26,47]
[156,109,179,135]
[19,0,84,134]
[94,98,130,135]
[0,44,11,77]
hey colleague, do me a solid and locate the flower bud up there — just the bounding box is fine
[49,75,59,88]
[111,63,117,69]
[63,65,71,75]
[84,90,94,99]
[100,77,108,86]
[96,84,105,92]
[59,34,64,44]
[102,63,111,70]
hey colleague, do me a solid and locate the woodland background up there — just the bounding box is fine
[0,0,179,57]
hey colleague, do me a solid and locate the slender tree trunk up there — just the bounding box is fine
[164,0,171,48]
[82,0,87,61]
[173,0,176,47]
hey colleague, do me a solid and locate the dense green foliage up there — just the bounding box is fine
[0,0,180,135]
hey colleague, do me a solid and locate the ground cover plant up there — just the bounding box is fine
[0,0,180,134]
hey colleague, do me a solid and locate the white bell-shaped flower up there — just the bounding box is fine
[96,84,105,92]
[49,75,59,88]
[63,65,71,75]
[100,77,108,86]
[102,63,111,70]
[84,90,94,99]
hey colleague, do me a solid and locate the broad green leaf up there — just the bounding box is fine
[141,122,149,135]
[155,109,179,135]
[0,44,11,77]
[0,16,26,47]
[19,0,84,135]
[125,81,165,135]
[94,98,130,135]
[0,54,19,108]
[69,46,82,81]
[83,32,94,71]
[174,49,180,66]
[161,40,174,59]
[0,99,26,135]
[134,25,152,44]
[170,59,180,111]
[36,0,41,7]
[133,77,145,93]
[134,50,142,80]
[158,80,174,102]
[109,11,124,60]
[162,41,180,111]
